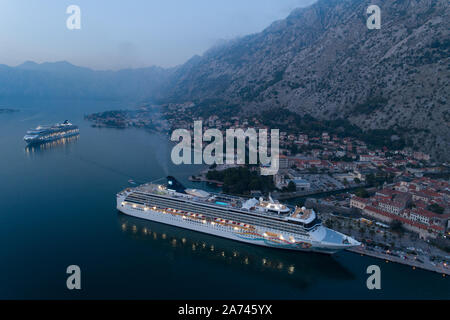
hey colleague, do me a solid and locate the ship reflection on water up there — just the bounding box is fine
[118,215,355,289]
[24,135,79,155]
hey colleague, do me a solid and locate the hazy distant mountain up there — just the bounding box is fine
[0,60,171,100]
[159,0,450,160]
[16,60,92,73]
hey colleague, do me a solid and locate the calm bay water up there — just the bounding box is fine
[0,98,448,299]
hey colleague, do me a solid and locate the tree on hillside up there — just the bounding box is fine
[287,181,296,192]
[354,188,369,198]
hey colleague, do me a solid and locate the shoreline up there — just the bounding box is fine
[189,169,450,276]
[348,246,449,276]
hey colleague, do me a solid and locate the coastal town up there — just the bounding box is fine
[85,102,450,275]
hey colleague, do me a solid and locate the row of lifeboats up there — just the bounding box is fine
[213,218,251,228]
[165,208,205,219]
[264,231,279,238]
[132,203,257,231]
[160,207,253,229]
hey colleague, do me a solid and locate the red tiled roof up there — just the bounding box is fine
[421,190,442,198]
[351,196,370,204]
[364,206,444,232]
[410,208,439,219]
[376,188,402,197]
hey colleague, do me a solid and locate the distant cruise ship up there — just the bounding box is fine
[117,177,360,254]
[23,120,79,145]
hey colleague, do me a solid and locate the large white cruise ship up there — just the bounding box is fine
[117,177,360,254]
[23,120,79,145]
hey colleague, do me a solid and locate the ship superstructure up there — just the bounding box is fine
[117,177,360,254]
[23,120,79,145]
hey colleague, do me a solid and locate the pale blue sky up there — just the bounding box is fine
[0,0,316,70]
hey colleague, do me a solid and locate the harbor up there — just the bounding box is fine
[348,246,449,276]
[1,100,448,299]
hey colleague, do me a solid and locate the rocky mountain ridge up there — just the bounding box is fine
[159,0,449,160]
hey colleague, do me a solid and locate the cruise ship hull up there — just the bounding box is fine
[24,131,79,145]
[117,202,351,255]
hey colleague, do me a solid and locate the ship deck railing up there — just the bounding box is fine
[131,185,300,223]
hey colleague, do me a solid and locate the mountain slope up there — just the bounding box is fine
[160,0,449,160]
[0,0,448,159]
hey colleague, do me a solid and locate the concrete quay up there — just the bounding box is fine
[348,246,450,276]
